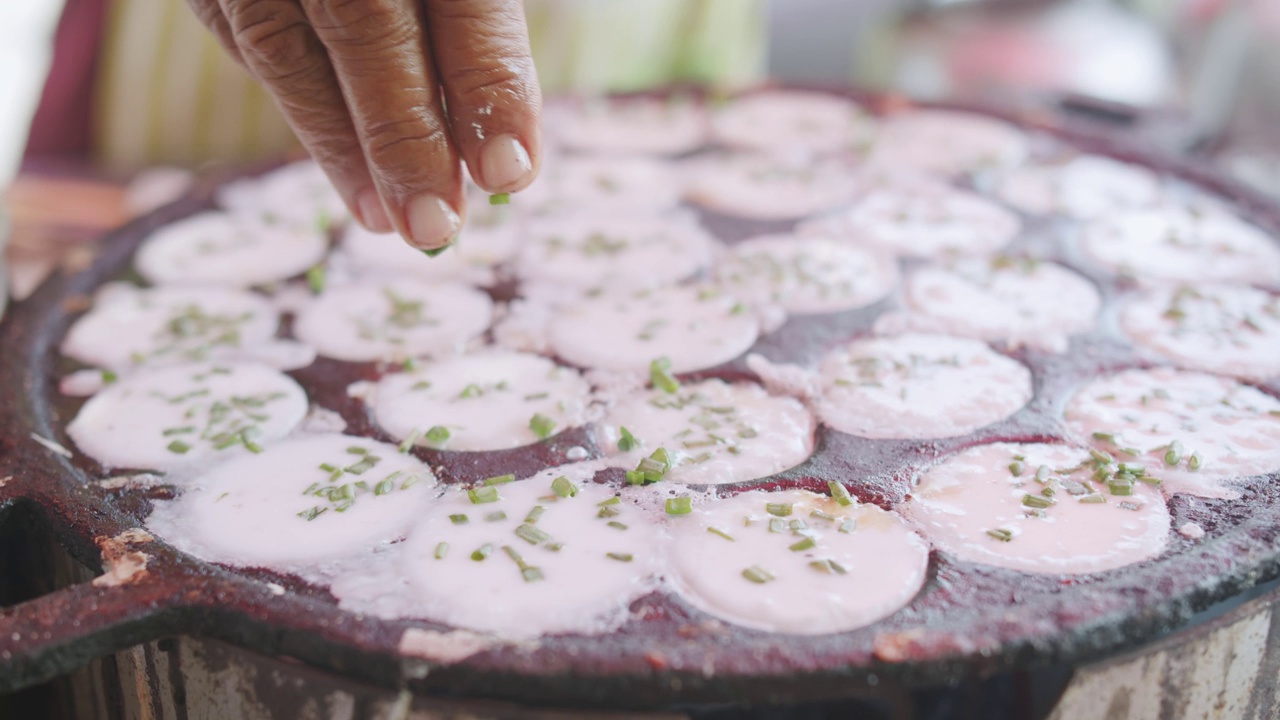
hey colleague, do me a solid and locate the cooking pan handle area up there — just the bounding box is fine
[0,552,188,693]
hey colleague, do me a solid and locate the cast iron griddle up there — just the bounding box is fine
[2,91,1280,710]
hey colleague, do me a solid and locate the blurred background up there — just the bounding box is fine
[2,0,1279,314]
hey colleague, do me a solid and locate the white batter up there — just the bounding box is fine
[517,212,716,291]
[800,179,1021,258]
[520,155,683,215]
[1121,283,1280,382]
[217,160,351,228]
[67,362,307,471]
[715,234,899,314]
[341,208,520,286]
[816,334,1033,439]
[146,434,438,566]
[880,257,1102,352]
[548,285,760,373]
[668,489,928,634]
[135,210,329,288]
[599,379,815,485]
[905,443,1170,574]
[373,351,592,451]
[1064,367,1280,499]
[1079,203,1280,285]
[996,155,1162,219]
[550,96,708,155]
[870,110,1029,176]
[394,463,664,639]
[62,285,280,370]
[293,279,493,362]
[710,90,877,155]
[684,152,865,221]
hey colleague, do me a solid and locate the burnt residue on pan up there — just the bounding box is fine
[2,90,1280,710]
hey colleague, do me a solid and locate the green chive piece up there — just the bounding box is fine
[1035,465,1051,482]
[617,426,639,452]
[306,265,326,294]
[422,245,450,258]
[484,473,516,486]
[460,383,483,399]
[707,527,735,541]
[987,528,1013,542]
[374,479,394,496]
[297,506,326,521]
[606,552,633,562]
[551,475,579,498]
[424,425,450,445]
[489,192,511,205]
[521,566,545,582]
[810,559,848,575]
[625,470,646,485]
[346,446,368,455]
[1107,481,1134,496]
[789,536,816,552]
[449,513,469,525]
[768,518,785,533]
[597,497,621,507]
[434,542,449,559]
[1188,452,1203,471]
[665,496,693,515]
[828,481,854,506]
[810,510,837,523]
[167,439,192,454]
[1079,494,1107,504]
[607,521,628,531]
[1022,493,1054,509]
[397,429,423,454]
[471,544,493,561]
[765,503,793,517]
[468,486,500,504]
[525,505,546,524]
[597,505,621,519]
[529,413,557,440]
[515,523,551,545]
[1008,461,1025,477]
[485,511,507,522]
[101,369,119,384]
[545,542,564,552]
[839,518,856,534]
[649,357,680,394]
[742,565,775,584]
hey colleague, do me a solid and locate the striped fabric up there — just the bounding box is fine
[91,0,766,170]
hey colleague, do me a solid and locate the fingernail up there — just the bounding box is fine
[479,134,533,192]
[355,189,392,233]
[405,194,461,250]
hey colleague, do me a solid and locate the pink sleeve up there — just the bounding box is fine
[23,0,109,161]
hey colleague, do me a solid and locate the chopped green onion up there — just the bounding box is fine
[515,523,551,545]
[606,552,633,562]
[1008,461,1025,477]
[297,506,326,521]
[551,475,579,498]
[809,559,848,575]
[765,503,793,517]
[617,426,639,452]
[597,505,621,519]
[597,497,621,507]
[768,518,785,533]
[346,446,368,455]
[460,384,483,399]
[839,518,856,534]
[828,481,854,506]
[1107,481,1134,496]
[650,357,680,394]
[374,479,394,496]
[425,425,450,445]
[529,413,557,439]
[449,513,469,524]
[607,521,628,531]
[1035,465,1051,482]
[1079,494,1107,504]
[485,511,507,522]
[421,245,450,258]
[471,544,493,561]
[397,429,423,454]
[1022,494,1054,509]
[809,510,837,523]
[468,486,500,504]
[306,265,326,294]
[484,473,516,486]
[524,505,546,524]
[665,496,692,515]
[987,528,1013,542]
[167,440,192,454]
[625,470,646,485]
[489,193,511,205]
[707,527,735,541]
[434,542,449,559]
[789,537,816,552]
[742,565,775,584]
[1188,452,1203,471]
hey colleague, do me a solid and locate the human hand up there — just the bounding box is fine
[188,0,542,250]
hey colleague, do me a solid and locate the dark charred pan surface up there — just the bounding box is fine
[2,90,1280,709]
